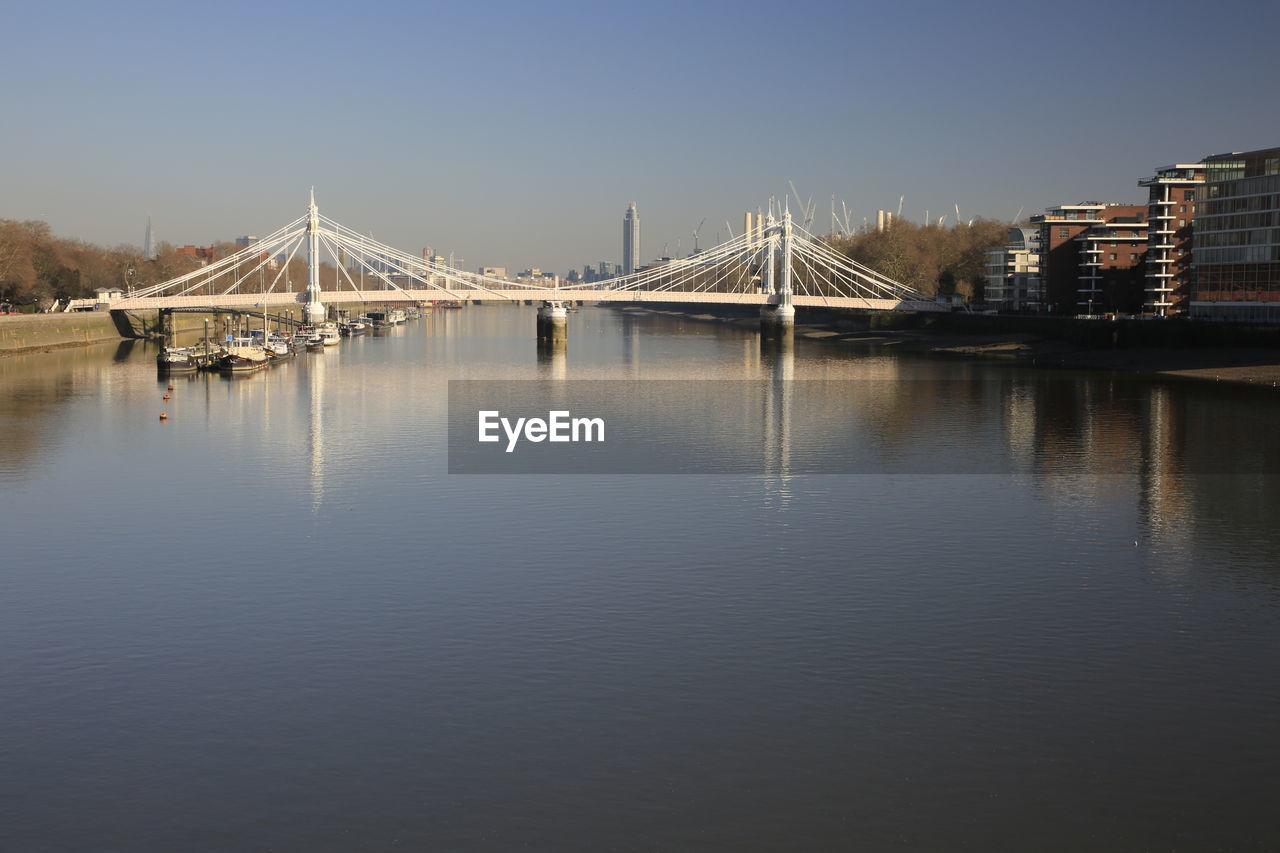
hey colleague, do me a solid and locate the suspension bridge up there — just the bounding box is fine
[87,193,946,334]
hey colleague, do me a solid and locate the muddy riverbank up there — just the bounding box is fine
[624,306,1280,389]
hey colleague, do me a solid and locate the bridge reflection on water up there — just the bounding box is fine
[0,305,1277,572]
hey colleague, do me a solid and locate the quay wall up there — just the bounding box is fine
[0,303,377,356]
[0,313,124,355]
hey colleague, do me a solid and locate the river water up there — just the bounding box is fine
[2,305,1278,851]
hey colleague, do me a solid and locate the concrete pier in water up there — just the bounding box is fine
[537,302,567,343]
[759,303,795,341]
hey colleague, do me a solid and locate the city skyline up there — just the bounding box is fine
[1,0,1277,273]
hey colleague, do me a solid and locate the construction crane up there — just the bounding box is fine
[692,218,705,255]
[788,181,817,229]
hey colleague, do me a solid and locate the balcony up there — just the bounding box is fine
[1139,174,1204,185]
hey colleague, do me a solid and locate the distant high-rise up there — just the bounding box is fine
[623,202,640,274]
[143,216,155,260]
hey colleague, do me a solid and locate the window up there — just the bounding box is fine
[1110,253,1118,261]
[1179,205,1186,213]
[1178,219,1186,227]
[1059,228,1069,239]
[1185,191,1196,202]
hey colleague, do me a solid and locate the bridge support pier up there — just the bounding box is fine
[536,301,567,343]
[304,301,327,325]
[158,308,175,343]
[759,303,794,341]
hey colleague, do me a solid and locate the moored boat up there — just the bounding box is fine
[157,346,199,372]
[265,335,295,360]
[217,341,270,373]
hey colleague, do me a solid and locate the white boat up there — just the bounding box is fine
[218,337,270,373]
[265,335,294,360]
[318,323,341,346]
[157,345,199,371]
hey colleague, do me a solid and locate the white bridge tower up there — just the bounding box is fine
[304,189,326,324]
[760,209,796,336]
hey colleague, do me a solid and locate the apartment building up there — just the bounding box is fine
[984,227,1042,311]
[1138,164,1203,316]
[1191,146,1280,323]
[1031,203,1148,315]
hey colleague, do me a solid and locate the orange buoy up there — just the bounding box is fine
[162,394,170,401]
[167,384,175,391]
[159,413,168,420]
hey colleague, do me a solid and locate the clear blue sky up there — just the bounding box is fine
[2,0,1277,273]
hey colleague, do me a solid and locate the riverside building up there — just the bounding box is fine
[1138,164,1204,316]
[1191,146,1280,323]
[1031,203,1148,315]
[984,227,1042,311]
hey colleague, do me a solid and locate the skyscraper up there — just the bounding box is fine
[143,216,155,260]
[623,202,640,274]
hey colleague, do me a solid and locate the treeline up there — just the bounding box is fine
[826,219,1008,300]
[0,219,212,308]
[0,220,328,309]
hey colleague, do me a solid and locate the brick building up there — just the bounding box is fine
[1031,203,1148,315]
[1138,164,1204,316]
[175,244,217,265]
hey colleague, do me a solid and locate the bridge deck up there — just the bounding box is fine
[111,290,948,313]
